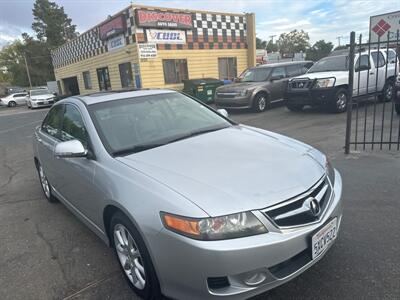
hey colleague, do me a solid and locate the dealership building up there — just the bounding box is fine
[51,4,256,95]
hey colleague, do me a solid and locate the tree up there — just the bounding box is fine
[0,41,29,86]
[266,40,278,53]
[306,40,334,61]
[276,30,310,54]
[256,37,267,49]
[32,0,77,49]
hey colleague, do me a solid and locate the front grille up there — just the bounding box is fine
[207,277,230,290]
[289,79,313,90]
[263,177,332,228]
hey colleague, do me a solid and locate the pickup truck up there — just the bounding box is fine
[285,49,398,113]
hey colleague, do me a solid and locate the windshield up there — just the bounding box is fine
[89,92,231,155]
[240,68,271,82]
[307,56,349,73]
[31,89,50,96]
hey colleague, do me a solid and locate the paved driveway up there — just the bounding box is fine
[0,105,399,300]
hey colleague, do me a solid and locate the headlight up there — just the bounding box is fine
[314,78,335,88]
[239,89,248,97]
[326,159,335,186]
[161,211,267,240]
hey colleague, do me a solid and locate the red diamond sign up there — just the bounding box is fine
[372,19,391,37]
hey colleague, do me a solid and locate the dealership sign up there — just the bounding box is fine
[138,43,157,59]
[146,29,186,44]
[99,15,126,40]
[370,11,400,43]
[136,9,192,29]
[107,34,125,51]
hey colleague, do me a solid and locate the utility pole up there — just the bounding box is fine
[336,36,344,47]
[269,35,277,44]
[23,54,32,89]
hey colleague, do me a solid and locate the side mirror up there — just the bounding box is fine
[55,140,87,158]
[217,108,229,118]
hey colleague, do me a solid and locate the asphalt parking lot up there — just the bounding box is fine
[0,104,399,300]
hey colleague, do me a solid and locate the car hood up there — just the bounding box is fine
[293,71,348,81]
[30,94,54,100]
[217,82,263,92]
[116,126,325,217]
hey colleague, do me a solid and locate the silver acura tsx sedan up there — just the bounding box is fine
[33,89,342,300]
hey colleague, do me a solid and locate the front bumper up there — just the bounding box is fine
[30,99,55,108]
[215,94,252,109]
[285,88,336,106]
[149,170,343,300]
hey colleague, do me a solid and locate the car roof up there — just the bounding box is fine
[256,61,313,68]
[70,89,177,106]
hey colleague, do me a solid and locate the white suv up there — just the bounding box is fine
[286,49,398,113]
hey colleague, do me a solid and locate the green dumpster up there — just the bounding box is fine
[182,78,223,103]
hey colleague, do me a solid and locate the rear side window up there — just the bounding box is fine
[42,105,63,139]
[61,104,88,148]
[271,67,286,79]
[371,52,385,68]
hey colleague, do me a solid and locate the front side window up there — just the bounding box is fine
[119,62,134,88]
[42,105,63,138]
[271,67,286,79]
[355,55,371,71]
[83,71,92,89]
[371,52,386,68]
[218,57,237,80]
[163,59,188,84]
[61,104,88,148]
[89,92,231,155]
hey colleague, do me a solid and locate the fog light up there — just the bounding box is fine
[244,272,267,286]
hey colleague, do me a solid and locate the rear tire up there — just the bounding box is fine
[379,79,394,102]
[330,88,348,113]
[286,103,304,112]
[110,212,161,300]
[395,103,400,115]
[8,101,16,107]
[252,93,268,113]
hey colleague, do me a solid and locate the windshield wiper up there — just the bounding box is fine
[112,143,165,156]
[167,126,228,144]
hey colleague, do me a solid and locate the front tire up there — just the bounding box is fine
[110,212,161,300]
[330,88,348,113]
[380,79,394,102]
[37,162,57,202]
[252,93,268,113]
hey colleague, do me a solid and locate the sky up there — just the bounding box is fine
[0,0,399,49]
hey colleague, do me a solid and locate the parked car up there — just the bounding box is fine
[215,61,313,112]
[286,49,398,113]
[0,92,28,107]
[27,89,56,109]
[33,89,343,300]
[394,73,400,114]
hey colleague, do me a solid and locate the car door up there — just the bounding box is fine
[371,51,387,91]
[354,54,376,96]
[36,105,64,184]
[51,103,100,225]
[13,93,27,104]
[269,67,288,101]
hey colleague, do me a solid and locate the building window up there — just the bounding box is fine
[163,59,188,84]
[119,62,134,88]
[96,67,111,91]
[82,71,92,89]
[218,57,237,80]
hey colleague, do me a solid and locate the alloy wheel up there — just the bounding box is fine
[39,165,50,198]
[114,224,146,290]
[385,84,393,101]
[258,96,266,111]
[336,93,347,111]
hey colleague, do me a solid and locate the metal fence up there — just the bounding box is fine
[345,30,400,153]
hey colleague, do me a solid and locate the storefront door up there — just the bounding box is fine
[97,67,111,91]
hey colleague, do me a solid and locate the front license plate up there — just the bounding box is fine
[311,218,337,260]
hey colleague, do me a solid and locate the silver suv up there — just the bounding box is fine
[33,90,342,300]
[215,61,313,112]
